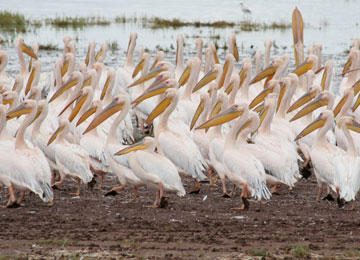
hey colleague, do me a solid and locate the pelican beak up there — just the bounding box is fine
[292,7,304,67]
[276,82,286,112]
[7,103,31,120]
[77,104,97,127]
[295,115,324,141]
[21,43,38,59]
[27,90,36,100]
[25,67,36,95]
[249,86,274,109]
[250,64,276,85]
[28,57,33,72]
[85,45,91,66]
[150,57,159,71]
[2,97,13,105]
[239,68,247,88]
[218,60,229,89]
[290,95,328,122]
[126,37,132,58]
[192,70,217,93]
[49,76,78,103]
[100,74,111,100]
[315,66,324,75]
[83,75,92,88]
[128,66,165,88]
[145,95,173,124]
[352,79,360,95]
[195,105,243,130]
[292,60,313,77]
[342,56,352,77]
[132,82,171,108]
[333,96,347,117]
[95,48,102,62]
[47,125,65,146]
[258,105,269,128]
[146,74,168,91]
[209,99,222,118]
[235,117,252,140]
[346,119,360,134]
[224,81,233,95]
[190,98,205,130]
[352,93,360,112]
[212,47,219,64]
[287,89,317,113]
[61,58,69,77]
[253,102,264,113]
[320,67,327,91]
[84,99,124,134]
[233,40,239,62]
[178,65,191,87]
[12,81,19,92]
[132,57,145,78]
[115,139,148,156]
[68,92,89,122]
[31,106,43,124]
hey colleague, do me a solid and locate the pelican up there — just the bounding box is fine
[85,40,96,70]
[16,37,38,79]
[175,34,185,80]
[295,110,344,203]
[48,118,93,196]
[5,99,53,206]
[339,48,359,95]
[333,116,360,210]
[144,88,207,193]
[197,103,271,209]
[195,38,204,78]
[149,51,165,71]
[83,95,144,200]
[115,137,186,208]
[228,34,239,63]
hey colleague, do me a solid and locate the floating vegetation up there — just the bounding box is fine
[39,43,59,51]
[45,16,110,29]
[0,11,26,32]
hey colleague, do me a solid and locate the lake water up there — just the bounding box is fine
[1,0,359,81]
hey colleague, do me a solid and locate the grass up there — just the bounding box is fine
[107,41,119,51]
[0,11,26,32]
[36,239,79,247]
[289,244,311,258]
[248,248,267,257]
[39,43,58,51]
[45,16,110,29]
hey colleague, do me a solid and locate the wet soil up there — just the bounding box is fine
[0,173,360,259]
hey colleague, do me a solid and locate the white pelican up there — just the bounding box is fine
[197,103,271,209]
[144,88,207,193]
[263,40,272,69]
[115,136,186,208]
[175,34,185,80]
[195,38,204,78]
[149,51,165,71]
[228,34,239,63]
[295,110,343,203]
[5,99,53,206]
[334,116,360,210]
[83,95,144,200]
[339,48,359,95]
[16,37,38,79]
[48,118,93,196]
[85,40,96,70]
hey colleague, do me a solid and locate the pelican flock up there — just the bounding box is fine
[1,7,360,212]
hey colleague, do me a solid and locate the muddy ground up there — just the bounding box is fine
[0,173,360,260]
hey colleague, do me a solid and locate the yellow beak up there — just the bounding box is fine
[128,66,165,88]
[61,59,69,77]
[100,74,111,100]
[190,98,205,130]
[21,43,38,59]
[49,76,78,103]
[95,49,103,62]
[6,103,32,121]
[290,95,328,122]
[115,140,148,156]
[249,85,274,109]
[68,93,88,123]
[150,57,159,71]
[48,125,65,146]
[76,104,97,127]
[178,65,191,87]
[292,60,313,77]
[25,67,36,95]
[132,57,145,78]
[218,60,229,89]
[195,105,243,130]
[292,7,304,67]
[233,40,239,62]
[131,82,171,108]
[295,115,324,141]
[342,56,352,77]
[145,95,173,124]
[192,70,217,93]
[287,89,317,113]
[85,45,91,66]
[346,119,360,134]
[249,64,276,85]
[83,98,124,134]
[212,47,219,64]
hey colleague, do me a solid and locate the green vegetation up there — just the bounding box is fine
[45,16,110,29]
[248,248,267,257]
[39,43,59,51]
[0,11,26,32]
[289,244,311,258]
[107,41,119,51]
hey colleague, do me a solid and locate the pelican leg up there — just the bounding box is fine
[132,186,138,202]
[69,178,81,196]
[336,186,344,208]
[157,182,169,208]
[221,178,231,198]
[104,184,126,196]
[189,179,200,194]
[53,170,65,189]
[5,185,20,208]
[230,184,237,197]
[146,191,160,208]
[232,183,250,210]
[208,168,217,186]
[350,200,355,211]
[271,185,280,195]
[316,187,323,202]
[17,191,26,205]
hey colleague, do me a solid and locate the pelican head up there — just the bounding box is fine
[249,57,281,85]
[2,91,19,106]
[115,136,156,156]
[16,37,38,59]
[83,95,130,135]
[290,90,333,122]
[85,40,96,66]
[77,99,102,127]
[190,92,210,130]
[95,42,108,63]
[195,103,248,130]
[294,110,332,141]
[100,68,116,100]
[229,34,239,62]
[292,54,317,77]
[249,80,280,109]
[25,60,41,95]
[132,52,150,78]
[48,118,70,145]
[49,71,84,103]
[333,87,354,117]
[287,84,321,113]
[193,64,222,93]
[338,116,360,134]
[6,99,37,121]
[150,50,165,71]
[145,88,178,124]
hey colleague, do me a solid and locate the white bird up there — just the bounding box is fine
[115,136,186,208]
